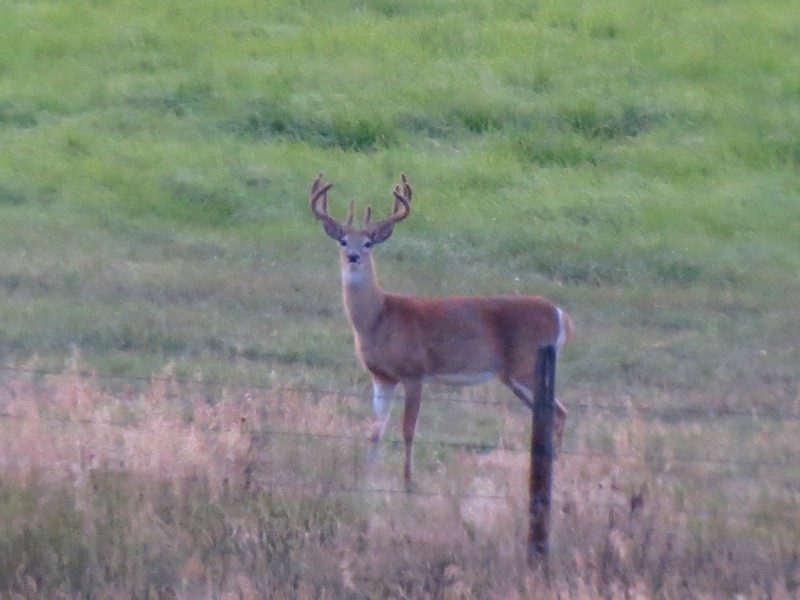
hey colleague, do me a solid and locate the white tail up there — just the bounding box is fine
[311,173,573,489]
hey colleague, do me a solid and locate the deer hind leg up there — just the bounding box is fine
[401,379,423,491]
[553,398,567,456]
[366,379,397,475]
[504,375,568,458]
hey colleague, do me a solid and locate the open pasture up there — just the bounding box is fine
[0,0,799,597]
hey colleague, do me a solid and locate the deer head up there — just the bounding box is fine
[310,173,412,269]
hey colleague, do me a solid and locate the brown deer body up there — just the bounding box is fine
[311,174,572,489]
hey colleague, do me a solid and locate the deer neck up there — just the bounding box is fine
[340,254,385,333]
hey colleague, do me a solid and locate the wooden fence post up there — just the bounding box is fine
[528,344,557,568]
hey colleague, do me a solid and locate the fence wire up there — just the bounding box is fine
[1,363,798,420]
[0,363,797,525]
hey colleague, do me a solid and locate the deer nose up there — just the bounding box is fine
[347,252,360,264]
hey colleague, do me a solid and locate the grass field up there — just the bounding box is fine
[1,0,799,597]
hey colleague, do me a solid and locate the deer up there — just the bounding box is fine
[310,173,573,490]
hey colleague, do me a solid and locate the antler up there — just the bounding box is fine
[310,172,334,220]
[364,173,412,230]
[393,172,413,213]
[312,173,412,243]
[310,173,354,240]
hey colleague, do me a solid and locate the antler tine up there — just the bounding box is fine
[309,173,336,221]
[363,205,373,226]
[400,172,412,202]
[390,173,412,216]
[310,172,323,196]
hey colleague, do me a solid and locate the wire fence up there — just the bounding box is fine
[0,362,797,525]
[1,378,795,468]
[2,362,799,420]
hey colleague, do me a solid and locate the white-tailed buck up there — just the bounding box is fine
[310,173,572,489]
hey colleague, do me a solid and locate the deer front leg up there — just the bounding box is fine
[401,379,423,491]
[366,379,396,475]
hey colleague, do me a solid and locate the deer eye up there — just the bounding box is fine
[339,238,347,247]
[363,240,373,249]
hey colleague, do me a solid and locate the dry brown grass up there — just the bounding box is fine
[0,360,797,598]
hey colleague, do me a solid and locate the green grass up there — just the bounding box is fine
[1,0,799,596]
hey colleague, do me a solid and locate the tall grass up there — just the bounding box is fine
[0,365,796,598]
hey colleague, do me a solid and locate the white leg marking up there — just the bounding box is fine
[372,381,396,438]
[366,381,396,475]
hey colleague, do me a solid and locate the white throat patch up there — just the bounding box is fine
[342,265,364,286]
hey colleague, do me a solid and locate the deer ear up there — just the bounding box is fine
[369,222,396,245]
[321,220,345,241]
